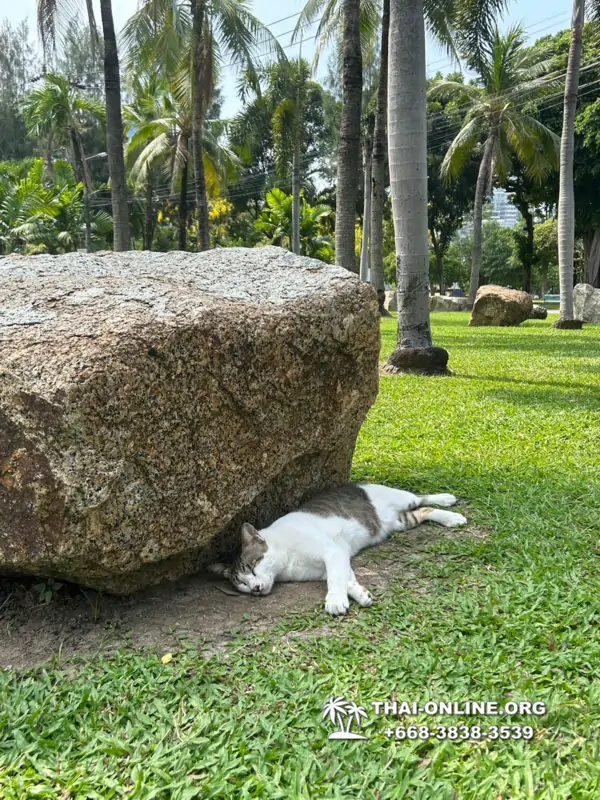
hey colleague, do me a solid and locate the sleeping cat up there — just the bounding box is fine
[209,483,466,615]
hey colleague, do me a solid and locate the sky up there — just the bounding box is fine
[1,0,572,119]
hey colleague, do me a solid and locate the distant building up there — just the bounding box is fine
[490,188,521,229]
[458,188,522,236]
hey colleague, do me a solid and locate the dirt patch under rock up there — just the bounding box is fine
[0,523,484,671]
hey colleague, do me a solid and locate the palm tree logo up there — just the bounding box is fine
[322,696,369,740]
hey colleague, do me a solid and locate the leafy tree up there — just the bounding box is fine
[431,25,560,304]
[232,59,324,256]
[123,0,282,252]
[427,75,479,294]
[37,0,131,250]
[125,71,240,252]
[0,158,111,254]
[230,66,334,215]
[533,217,559,295]
[444,220,520,288]
[24,74,105,252]
[0,20,38,162]
[255,188,335,262]
[528,25,600,289]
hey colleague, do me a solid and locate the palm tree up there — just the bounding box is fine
[370,0,390,314]
[431,26,560,304]
[383,0,507,374]
[556,0,599,325]
[334,0,363,272]
[360,130,372,281]
[125,77,240,252]
[37,0,131,250]
[234,59,315,255]
[255,187,335,261]
[24,74,106,252]
[295,0,382,273]
[123,0,283,252]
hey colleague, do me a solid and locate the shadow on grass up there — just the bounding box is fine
[459,372,600,395]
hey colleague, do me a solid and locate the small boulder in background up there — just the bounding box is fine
[529,304,548,320]
[573,283,600,323]
[430,295,471,312]
[384,290,397,312]
[469,285,533,327]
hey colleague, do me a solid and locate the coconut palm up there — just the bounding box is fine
[233,59,316,255]
[255,187,335,261]
[36,0,131,250]
[383,0,511,373]
[430,26,560,303]
[369,0,390,313]
[295,0,382,273]
[123,0,283,252]
[24,74,106,252]
[557,0,600,323]
[125,77,240,252]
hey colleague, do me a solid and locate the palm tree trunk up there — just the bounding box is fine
[541,266,548,298]
[360,135,372,281]
[191,0,210,252]
[144,174,154,251]
[99,0,130,252]
[383,0,448,374]
[179,154,189,251]
[370,0,390,313]
[334,0,362,273]
[431,232,445,295]
[523,207,534,294]
[70,131,93,253]
[292,137,301,255]
[557,0,584,321]
[469,136,495,303]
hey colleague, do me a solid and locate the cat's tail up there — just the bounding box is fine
[419,493,457,508]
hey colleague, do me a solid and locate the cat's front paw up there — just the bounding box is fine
[433,493,458,507]
[325,593,350,616]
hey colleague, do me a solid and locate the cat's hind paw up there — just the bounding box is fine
[325,592,350,616]
[355,589,373,607]
[348,583,373,607]
[431,510,467,527]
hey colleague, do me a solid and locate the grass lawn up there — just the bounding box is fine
[2,313,600,799]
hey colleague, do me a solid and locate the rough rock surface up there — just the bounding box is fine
[0,247,380,593]
[430,295,471,312]
[384,290,397,312]
[469,285,533,327]
[573,283,600,322]
[529,304,548,320]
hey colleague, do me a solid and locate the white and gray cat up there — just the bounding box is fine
[209,483,467,616]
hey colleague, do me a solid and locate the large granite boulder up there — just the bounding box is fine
[469,285,533,327]
[574,283,600,322]
[0,248,380,593]
[430,295,471,312]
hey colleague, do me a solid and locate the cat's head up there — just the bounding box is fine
[208,523,273,595]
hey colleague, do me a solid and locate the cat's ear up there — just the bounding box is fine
[241,523,265,548]
[207,562,231,578]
